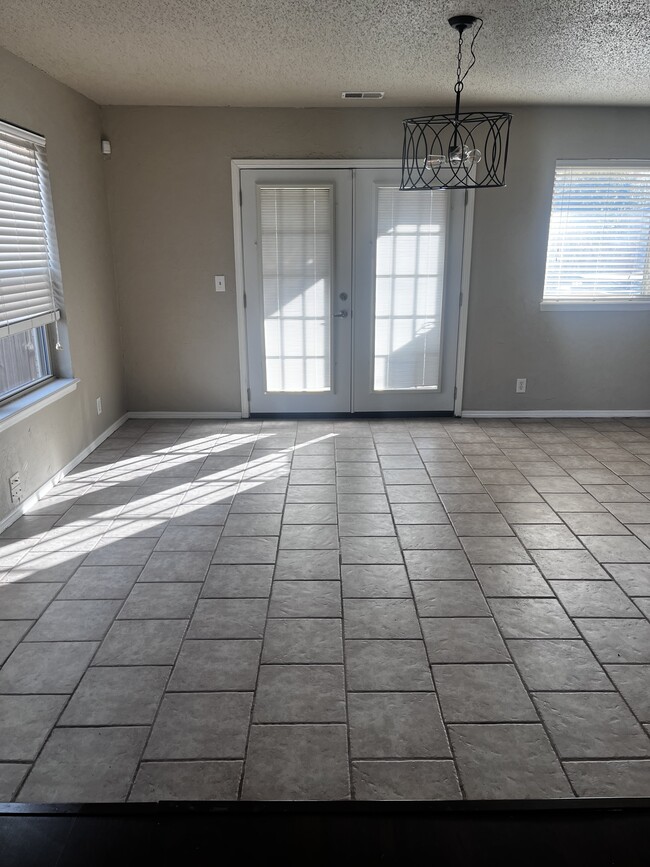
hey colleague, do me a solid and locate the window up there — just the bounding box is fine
[0,120,62,401]
[373,186,447,391]
[542,161,650,308]
[259,186,333,393]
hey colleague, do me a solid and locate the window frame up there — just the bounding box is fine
[540,159,650,312]
[0,118,64,403]
[0,325,54,407]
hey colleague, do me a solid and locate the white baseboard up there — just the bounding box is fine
[130,409,650,421]
[462,410,650,418]
[128,411,242,419]
[0,413,128,534]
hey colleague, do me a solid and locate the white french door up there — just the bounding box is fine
[241,169,352,413]
[239,165,466,414]
[353,168,464,412]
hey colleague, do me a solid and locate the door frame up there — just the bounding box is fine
[231,159,475,418]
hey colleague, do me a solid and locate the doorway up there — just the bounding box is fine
[236,162,470,415]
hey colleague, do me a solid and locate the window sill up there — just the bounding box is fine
[540,300,650,312]
[0,378,79,434]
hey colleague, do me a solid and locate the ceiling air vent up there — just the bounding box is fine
[341,91,385,99]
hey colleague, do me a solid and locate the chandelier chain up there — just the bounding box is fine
[454,18,484,95]
[454,31,464,94]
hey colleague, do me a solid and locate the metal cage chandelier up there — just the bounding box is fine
[401,15,512,191]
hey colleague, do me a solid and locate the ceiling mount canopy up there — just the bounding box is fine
[401,14,512,191]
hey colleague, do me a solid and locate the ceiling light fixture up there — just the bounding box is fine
[400,15,512,191]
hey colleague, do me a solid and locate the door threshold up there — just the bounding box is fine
[248,411,455,419]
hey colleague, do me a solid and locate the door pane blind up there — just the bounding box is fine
[373,187,447,391]
[259,185,333,393]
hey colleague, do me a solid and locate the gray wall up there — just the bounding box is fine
[101,106,420,412]
[466,106,650,412]
[102,104,650,415]
[0,48,125,522]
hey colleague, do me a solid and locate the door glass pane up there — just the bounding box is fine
[259,186,332,392]
[373,187,447,391]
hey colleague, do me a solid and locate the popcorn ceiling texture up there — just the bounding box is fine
[0,0,648,106]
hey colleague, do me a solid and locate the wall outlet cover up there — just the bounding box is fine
[9,472,23,503]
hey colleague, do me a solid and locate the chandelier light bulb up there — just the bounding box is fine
[424,154,446,170]
[423,147,482,172]
[448,145,464,167]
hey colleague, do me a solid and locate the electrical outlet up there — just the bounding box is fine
[214,275,226,292]
[9,472,22,504]
[516,378,527,393]
[96,397,102,415]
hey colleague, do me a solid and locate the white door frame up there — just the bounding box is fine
[231,159,475,418]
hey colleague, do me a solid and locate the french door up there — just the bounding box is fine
[240,165,466,414]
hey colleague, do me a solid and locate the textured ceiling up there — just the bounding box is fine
[1,0,649,107]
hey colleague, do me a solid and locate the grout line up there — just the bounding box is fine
[428,427,580,797]
[236,427,292,801]
[377,427,466,799]
[487,484,650,746]
[64,422,228,800]
[122,429,234,801]
[336,467,354,803]
[4,417,650,803]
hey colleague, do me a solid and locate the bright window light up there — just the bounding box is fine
[543,161,650,304]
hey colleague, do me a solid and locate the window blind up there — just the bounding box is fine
[543,162,650,302]
[0,120,61,338]
[374,186,447,391]
[259,185,333,393]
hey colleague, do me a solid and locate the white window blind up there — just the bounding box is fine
[543,162,650,302]
[374,186,447,391]
[259,185,332,393]
[0,120,61,338]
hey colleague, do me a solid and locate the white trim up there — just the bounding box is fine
[231,158,472,417]
[0,412,128,534]
[128,411,242,419]
[540,300,650,312]
[0,378,79,434]
[0,119,46,147]
[232,159,401,171]
[462,410,650,418]
[232,161,250,418]
[231,160,402,418]
[453,190,475,416]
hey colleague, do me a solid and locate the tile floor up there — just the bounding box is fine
[1,416,650,802]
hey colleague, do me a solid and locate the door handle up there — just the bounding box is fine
[333,310,349,318]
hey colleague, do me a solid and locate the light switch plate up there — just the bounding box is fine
[215,275,226,292]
